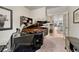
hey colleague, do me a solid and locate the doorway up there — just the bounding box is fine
[40,12,69,52]
[37,14,68,52]
[48,14,64,38]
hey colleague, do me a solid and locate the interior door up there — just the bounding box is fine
[63,11,70,51]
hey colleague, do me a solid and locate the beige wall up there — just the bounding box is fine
[0,6,30,45]
[69,6,79,38]
[47,7,68,16]
[30,7,46,23]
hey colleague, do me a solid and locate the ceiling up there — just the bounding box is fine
[25,6,60,10]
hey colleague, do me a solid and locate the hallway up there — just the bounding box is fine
[36,27,67,52]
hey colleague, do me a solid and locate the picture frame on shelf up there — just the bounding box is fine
[20,16,33,26]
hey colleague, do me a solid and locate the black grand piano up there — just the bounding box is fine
[12,23,48,52]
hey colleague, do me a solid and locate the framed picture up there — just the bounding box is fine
[0,6,13,30]
[73,8,79,23]
[20,16,32,26]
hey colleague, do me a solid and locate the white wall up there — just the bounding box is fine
[0,6,30,45]
[30,7,46,23]
[47,7,68,16]
[68,6,79,38]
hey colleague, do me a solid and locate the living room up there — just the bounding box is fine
[1,0,79,59]
[0,6,79,52]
